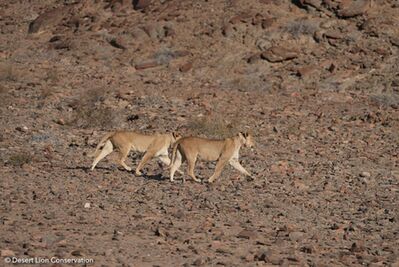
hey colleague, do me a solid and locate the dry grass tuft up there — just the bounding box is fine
[0,63,18,82]
[8,152,33,167]
[283,19,318,38]
[370,93,399,108]
[68,88,122,129]
[0,84,12,106]
[187,114,239,139]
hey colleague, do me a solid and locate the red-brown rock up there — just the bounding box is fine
[337,0,370,18]
[135,60,161,70]
[179,61,193,73]
[133,0,152,10]
[261,46,298,62]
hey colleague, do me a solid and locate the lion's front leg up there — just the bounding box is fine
[208,158,229,183]
[229,159,252,177]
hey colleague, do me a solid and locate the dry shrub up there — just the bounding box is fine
[0,84,9,95]
[0,63,18,82]
[370,93,399,108]
[68,88,122,129]
[8,152,33,167]
[73,106,121,128]
[40,86,54,99]
[283,19,318,38]
[39,69,60,99]
[45,68,59,84]
[187,114,239,139]
[0,84,12,106]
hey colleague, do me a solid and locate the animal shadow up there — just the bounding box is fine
[141,173,165,182]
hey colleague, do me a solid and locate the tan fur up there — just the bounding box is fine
[169,132,255,183]
[90,131,181,176]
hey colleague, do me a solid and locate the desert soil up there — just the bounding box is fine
[0,0,398,266]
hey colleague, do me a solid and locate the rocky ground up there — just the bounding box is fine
[1,0,398,266]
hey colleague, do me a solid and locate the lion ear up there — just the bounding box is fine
[172,132,180,139]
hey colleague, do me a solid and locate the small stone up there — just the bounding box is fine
[254,250,268,262]
[360,171,371,178]
[179,61,193,72]
[155,227,167,237]
[350,242,365,253]
[1,249,15,257]
[142,24,159,39]
[337,0,370,18]
[297,65,319,79]
[135,60,161,70]
[131,28,149,41]
[313,30,324,42]
[127,114,139,121]
[324,30,344,39]
[104,249,113,257]
[56,118,65,125]
[247,53,261,64]
[268,254,283,265]
[252,14,263,26]
[300,245,314,254]
[259,0,273,4]
[133,0,152,10]
[300,0,323,9]
[84,202,91,209]
[222,23,233,37]
[289,231,304,242]
[42,234,64,247]
[16,126,28,132]
[108,38,126,50]
[370,262,387,267]
[244,253,254,262]
[193,258,205,266]
[229,13,251,24]
[237,229,258,239]
[71,250,83,256]
[255,249,281,264]
[261,18,274,29]
[390,37,399,47]
[261,46,298,63]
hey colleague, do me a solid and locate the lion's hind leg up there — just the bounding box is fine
[159,154,171,166]
[118,145,132,172]
[135,149,157,176]
[186,153,201,183]
[170,150,184,182]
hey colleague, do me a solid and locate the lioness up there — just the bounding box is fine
[90,131,181,176]
[169,132,255,183]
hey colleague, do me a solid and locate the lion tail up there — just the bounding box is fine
[168,141,180,168]
[88,132,114,158]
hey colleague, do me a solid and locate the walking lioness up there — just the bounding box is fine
[90,131,181,175]
[169,132,255,183]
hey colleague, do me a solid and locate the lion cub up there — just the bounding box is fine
[169,132,254,183]
[90,131,181,176]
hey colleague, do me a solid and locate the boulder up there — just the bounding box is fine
[337,0,370,18]
[261,46,298,62]
[133,0,152,10]
[28,6,72,33]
